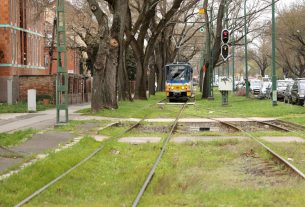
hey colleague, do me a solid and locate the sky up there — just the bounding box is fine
[278,0,297,8]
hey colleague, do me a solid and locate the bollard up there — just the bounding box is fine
[27,89,36,112]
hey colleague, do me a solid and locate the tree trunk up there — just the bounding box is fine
[135,59,147,99]
[88,0,124,111]
[117,0,130,101]
[149,63,156,96]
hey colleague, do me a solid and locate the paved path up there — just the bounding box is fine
[0,103,90,133]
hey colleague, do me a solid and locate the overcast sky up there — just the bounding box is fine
[278,0,298,9]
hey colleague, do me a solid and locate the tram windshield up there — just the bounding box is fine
[166,65,191,81]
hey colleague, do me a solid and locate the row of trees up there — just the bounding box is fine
[248,1,305,79]
[38,0,303,111]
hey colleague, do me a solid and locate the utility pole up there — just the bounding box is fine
[232,21,236,91]
[225,0,229,78]
[244,0,249,97]
[271,0,277,106]
[56,0,69,124]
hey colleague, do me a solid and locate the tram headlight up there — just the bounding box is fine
[171,86,174,90]
[182,86,185,90]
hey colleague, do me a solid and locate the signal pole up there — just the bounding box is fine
[232,21,236,91]
[271,0,277,106]
[225,0,229,77]
[56,0,69,123]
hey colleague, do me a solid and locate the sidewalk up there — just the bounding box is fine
[0,103,90,133]
[0,104,102,177]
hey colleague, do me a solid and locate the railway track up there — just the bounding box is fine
[13,107,157,207]
[210,118,305,180]
[131,102,188,207]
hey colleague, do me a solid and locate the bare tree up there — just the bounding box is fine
[125,0,185,99]
[276,3,305,78]
[248,33,271,77]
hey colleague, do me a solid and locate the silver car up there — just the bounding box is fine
[277,80,294,100]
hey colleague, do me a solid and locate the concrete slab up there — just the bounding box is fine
[171,136,249,143]
[213,118,250,122]
[118,137,161,144]
[93,135,109,142]
[144,118,175,123]
[10,131,73,154]
[248,117,277,122]
[261,136,305,143]
[179,118,217,123]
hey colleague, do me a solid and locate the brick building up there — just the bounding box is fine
[0,0,91,104]
[0,0,46,103]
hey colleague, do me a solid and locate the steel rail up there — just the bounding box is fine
[132,103,187,207]
[210,118,305,180]
[255,120,290,132]
[14,103,157,207]
[14,146,104,207]
[275,119,305,131]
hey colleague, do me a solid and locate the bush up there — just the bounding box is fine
[36,94,53,102]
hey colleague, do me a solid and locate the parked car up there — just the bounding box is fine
[291,79,305,106]
[284,82,294,103]
[277,80,294,100]
[259,81,272,99]
[250,79,262,95]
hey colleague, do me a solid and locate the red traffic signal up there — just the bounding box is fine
[221,44,229,60]
[222,29,230,44]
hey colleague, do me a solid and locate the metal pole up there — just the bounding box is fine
[244,0,249,97]
[232,21,236,91]
[271,0,277,106]
[206,16,211,99]
[225,0,229,78]
[56,0,69,124]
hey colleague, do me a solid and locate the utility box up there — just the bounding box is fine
[27,89,36,112]
[219,76,233,91]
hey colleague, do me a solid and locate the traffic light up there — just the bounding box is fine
[221,44,229,60]
[222,29,230,44]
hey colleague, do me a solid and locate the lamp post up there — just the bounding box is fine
[244,0,249,97]
[271,0,277,106]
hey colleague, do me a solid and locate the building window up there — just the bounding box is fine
[11,30,14,64]
[19,0,27,65]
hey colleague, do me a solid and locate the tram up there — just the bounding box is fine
[165,62,194,101]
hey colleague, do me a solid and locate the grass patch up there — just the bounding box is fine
[0,129,36,147]
[259,140,305,174]
[140,140,305,206]
[0,137,101,207]
[78,89,304,120]
[1,137,304,206]
[78,94,165,118]
[0,102,54,113]
[0,138,161,207]
[182,90,305,118]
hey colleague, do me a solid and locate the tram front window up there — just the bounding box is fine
[167,65,189,81]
